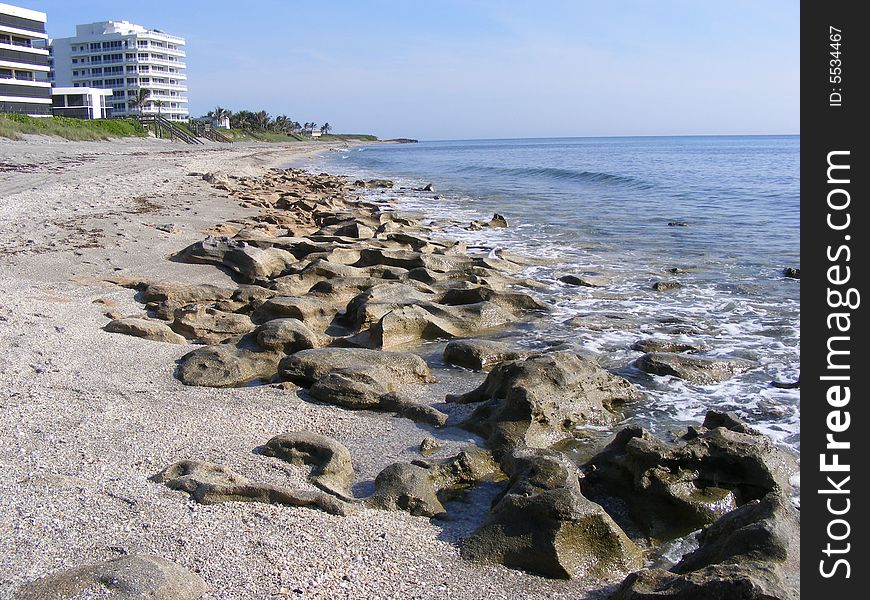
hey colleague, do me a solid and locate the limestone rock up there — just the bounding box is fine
[449,352,642,453]
[254,318,320,353]
[105,317,187,344]
[462,448,642,579]
[15,555,207,600]
[262,432,354,499]
[581,412,799,541]
[176,344,281,387]
[151,460,352,516]
[278,348,433,386]
[171,305,255,344]
[443,339,531,371]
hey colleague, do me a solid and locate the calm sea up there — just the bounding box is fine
[304,136,800,454]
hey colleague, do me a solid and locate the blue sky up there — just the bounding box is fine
[28,1,799,140]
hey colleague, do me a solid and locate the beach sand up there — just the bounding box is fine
[0,136,595,599]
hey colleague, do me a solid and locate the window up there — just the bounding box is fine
[126,77,138,84]
[90,43,101,51]
[15,71,34,81]
[72,58,78,64]
[91,68,102,75]
[0,68,12,79]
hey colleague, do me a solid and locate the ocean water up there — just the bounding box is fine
[303,136,800,454]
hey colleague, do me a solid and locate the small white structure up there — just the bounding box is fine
[310,129,322,138]
[211,114,229,129]
[51,86,111,119]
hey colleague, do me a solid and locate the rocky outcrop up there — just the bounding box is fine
[609,492,799,599]
[462,448,642,580]
[179,236,297,283]
[15,555,207,600]
[581,411,798,541]
[261,432,355,499]
[176,343,281,387]
[635,352,755,384]
[443,339,531,371]
[559,273,612,287]
[449,352,643,453]
[151,459,352,516]
[105,317,187,344]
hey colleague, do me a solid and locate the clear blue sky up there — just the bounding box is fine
[28,0,799,140]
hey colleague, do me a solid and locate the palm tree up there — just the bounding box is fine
[274,115,289,134]
[127,88,151,116]
[153,99,164,117]
[320,122,332,135]
[212,105,230,128]
[255,110,270,130]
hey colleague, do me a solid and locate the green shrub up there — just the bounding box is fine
[0,114,147,141]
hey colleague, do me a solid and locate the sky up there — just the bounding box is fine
[27,0,800,140]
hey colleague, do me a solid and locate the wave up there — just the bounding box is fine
[454,165,653,189]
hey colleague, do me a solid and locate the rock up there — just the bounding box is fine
[420,183,435,192]
[420,437,442,456]
[609,565,790,600]
[490,213,508,227]
[105,318,187,344]
[278,348,433,386]
[176,344,281,387]
[443,339,530,371]
[667,221,688,227]
[155,223,180,234]
[581,412,799,541]
[171,305,255,344]
[771,378,800,389]
[254,318,320,353]
[782,267,800,279]
[262,432,354,499]
[15,555,207,600]
[203,171,231,186]
[367,463,446,517]
[631,339,706,354]
[559,273,611,287]
[141,281,236,305]
[652,281,682,291]
[449,352,642,453]
[151,459,352,516]
[635,352,755,384]
[462,448,642,579]
[180,236,296,283]
[610,492,799,599]
[364,178,394,188]
[309,370,447,427]
[368,448,503,517]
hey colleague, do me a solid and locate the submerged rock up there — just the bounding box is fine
[462,448,642,580]
[635,352,755,384]
[449,352,642,453]
[15,555,207,600]
[631,339,706,354]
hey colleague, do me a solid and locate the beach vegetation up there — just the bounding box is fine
[0,113,147,141]
[127,88,152,116]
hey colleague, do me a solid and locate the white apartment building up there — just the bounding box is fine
[50,20,188,121]
[0,2,51,115]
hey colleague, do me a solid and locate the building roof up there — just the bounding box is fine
[0,2,46,22]
[52,86,114,97]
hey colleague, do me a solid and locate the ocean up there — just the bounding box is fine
[302,135,800,455]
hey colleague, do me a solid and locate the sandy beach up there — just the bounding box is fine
[0,136,601,599]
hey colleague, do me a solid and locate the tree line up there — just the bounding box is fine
[206,106,331,135]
